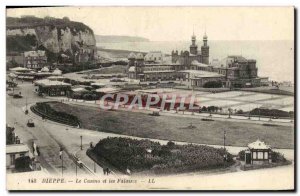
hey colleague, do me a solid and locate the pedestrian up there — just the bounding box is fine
[106,168,110,175]
[32,144,35,155]
[103,168,106,175]
[36,146,40,156]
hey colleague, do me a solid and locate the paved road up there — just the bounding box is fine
[6,81,295,187]
[48,96,293,127]
[7,83,91,176]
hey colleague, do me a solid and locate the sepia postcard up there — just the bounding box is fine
[5,6,295,191]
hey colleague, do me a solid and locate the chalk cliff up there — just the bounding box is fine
[6,16,96,63]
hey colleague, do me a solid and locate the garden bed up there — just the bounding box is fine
[90,137,234,175]
[31,102,80,127]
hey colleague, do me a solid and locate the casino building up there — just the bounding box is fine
[127,32,267,88]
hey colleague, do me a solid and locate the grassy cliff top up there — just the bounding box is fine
[6,16,94,33]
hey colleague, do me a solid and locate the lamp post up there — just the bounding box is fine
[223,130,227,168]
[80,135,83,150]
[59,148,64,176]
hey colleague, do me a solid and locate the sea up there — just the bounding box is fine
[96,40,294,82]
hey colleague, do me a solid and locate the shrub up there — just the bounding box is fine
[250,108,292,118]
[271,151,287,163]
[238,150,245,160]
[167,141,175,149]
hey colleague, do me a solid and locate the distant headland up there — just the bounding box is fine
[95,35,150,43]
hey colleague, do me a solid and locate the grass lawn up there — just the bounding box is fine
[48,102,294,149]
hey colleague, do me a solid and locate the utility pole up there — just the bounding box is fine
[80,135,83,150]
[223,130,226,150]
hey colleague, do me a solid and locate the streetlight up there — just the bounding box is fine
[228,108,232,118]
[80,135,83,150]
[223,130,227,168]
[59,148,64,176]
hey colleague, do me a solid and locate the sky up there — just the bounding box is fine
[6,7,294,41]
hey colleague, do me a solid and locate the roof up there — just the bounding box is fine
[248,139,271,150]
[52,68,62,75]
[144,51,164,63]
[95,87,120,93]
[128,52,136,59]
[136,53,144,60]
[228,55,247,61]
[47,76,65,80]
[6,144,29,154]
[179,70,225,78]
[144,70,175,73]
[90,82,106,87]
[191,60,209,67]
[128,66,135,72]
[24,50,46,58]
[72,87,89,92]
[8,73,17,78]
[41,67,50,72]
[10,67,30,72]
[34,79,71,87]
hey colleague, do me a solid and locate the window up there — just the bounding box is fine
[257,152,263,159]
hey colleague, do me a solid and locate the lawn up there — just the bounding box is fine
[47,102,294,149]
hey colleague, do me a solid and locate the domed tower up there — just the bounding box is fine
[201,32,209,64]
[128,52,136,67]
[190,32,198,55]
[127,52,136,75]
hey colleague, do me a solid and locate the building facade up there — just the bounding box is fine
[171,32,210,68]
[127,32,266,88]
[24,50,47,69]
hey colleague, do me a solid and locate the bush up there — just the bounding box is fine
[92,137,234,174]
[271,151,287,163]
[249,108,292,118]
[167,141,175,149]
[238,150,245,160]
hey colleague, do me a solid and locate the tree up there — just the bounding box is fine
[63,17,70,22]
[15,156,32,172]
[6,126,15,145]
